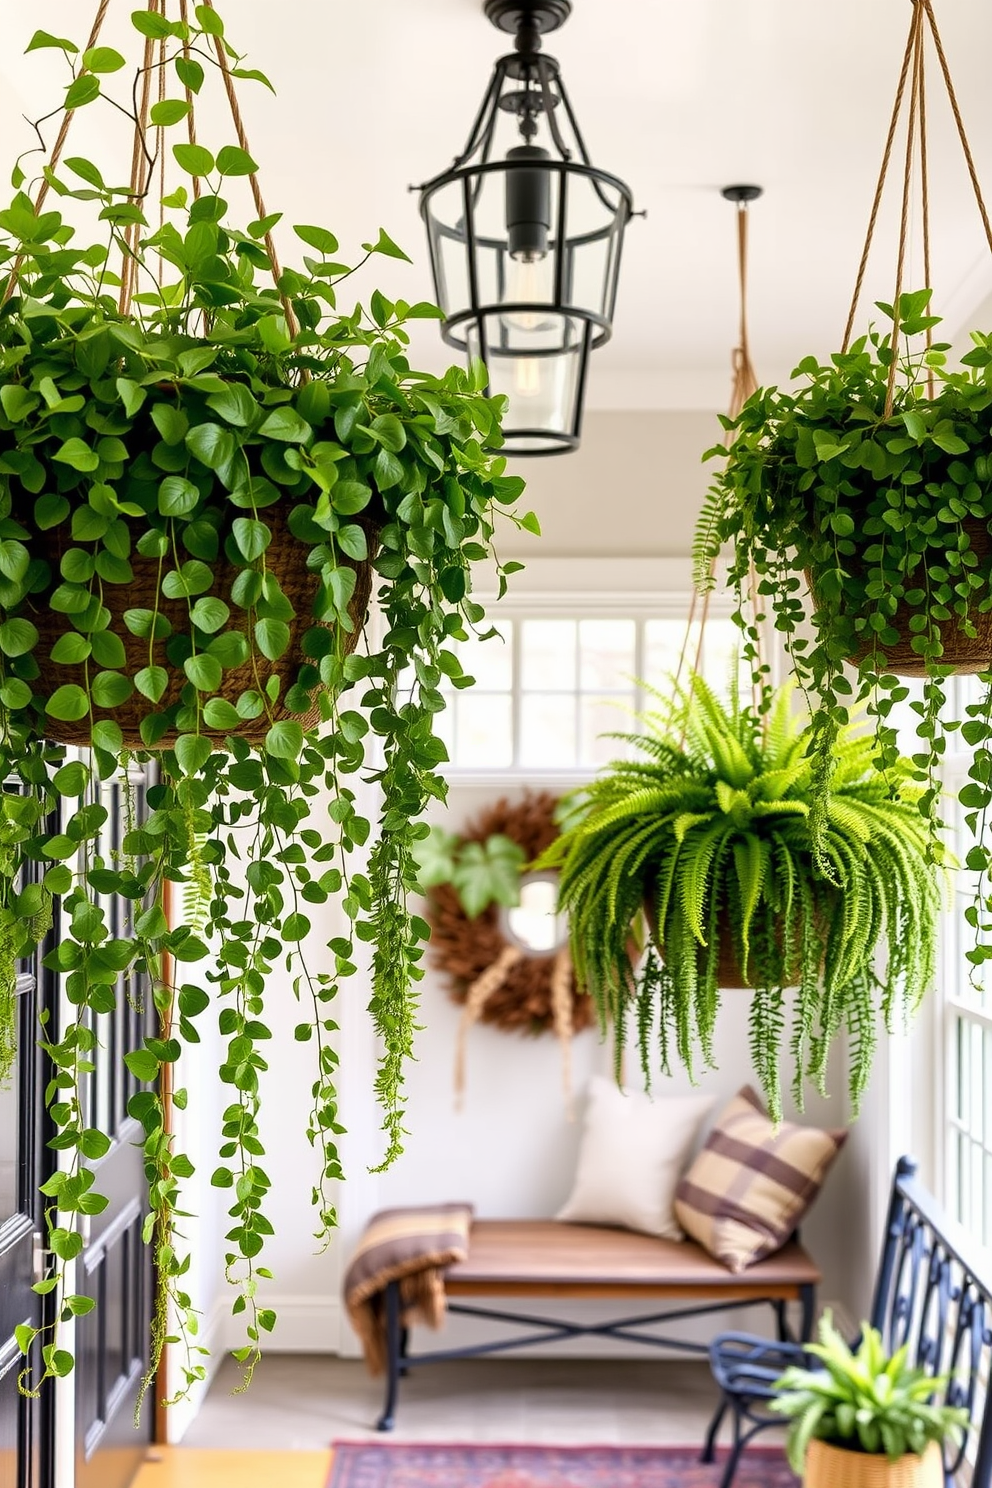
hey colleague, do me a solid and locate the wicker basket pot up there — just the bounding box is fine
[643,903,809,990]
[809,517,992,677]
[804,1438,943,1488]
[31,504,376,750]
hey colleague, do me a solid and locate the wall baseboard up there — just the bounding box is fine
[165,1293,231,1444]
[220,1295,343,1355]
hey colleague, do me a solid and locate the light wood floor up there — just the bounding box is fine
[133,1450,330,1488]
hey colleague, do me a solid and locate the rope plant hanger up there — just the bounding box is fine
[545,175,942,1122]
[0,0,531,1409]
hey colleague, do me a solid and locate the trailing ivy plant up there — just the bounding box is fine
[538,674,940,1120]
[696,290,992,956]
[0,4,535,1404]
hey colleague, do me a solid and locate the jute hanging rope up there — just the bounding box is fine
[5,0,298,335]
[843,0,992,415]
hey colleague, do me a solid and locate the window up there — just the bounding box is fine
[432,612,744,774]
[941,677,992,1244]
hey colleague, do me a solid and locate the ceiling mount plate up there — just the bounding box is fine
[484,0,572,37]
[721,184,764,203]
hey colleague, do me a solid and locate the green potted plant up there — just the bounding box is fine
[538,673,939,1119]
[0,4,537,1400]
[696,289,992,919]
[773,1312,968,1487]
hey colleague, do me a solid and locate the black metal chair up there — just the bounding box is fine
[701,1155,992,1488]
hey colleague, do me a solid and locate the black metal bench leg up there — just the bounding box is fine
[799,1282,816,1342]
[399,1323,410,1378]
[701,1395,727,1463]
[376,1281,401,1432]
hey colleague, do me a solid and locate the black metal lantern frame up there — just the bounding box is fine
[418,0,636,455]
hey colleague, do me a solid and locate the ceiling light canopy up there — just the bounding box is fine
[418,0,637,456]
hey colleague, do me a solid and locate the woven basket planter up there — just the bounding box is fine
[804,1439,943,1488]
[809,517,992,677]
[32,503,376,750]
[643,902,813,990]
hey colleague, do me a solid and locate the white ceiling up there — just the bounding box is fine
[4,2,992,411]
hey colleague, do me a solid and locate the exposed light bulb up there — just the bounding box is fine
[513,355,543,398]
[503,253,555,333]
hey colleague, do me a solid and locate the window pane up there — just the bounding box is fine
[520,694,577,768]
[453,694,513,769]
[644,619,695,693]
[521,620,577,691]
[579,619,636,689]
[580,693,637,767]
[456,623,514,692]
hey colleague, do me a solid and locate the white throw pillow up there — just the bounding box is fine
[556,1076,714,1240]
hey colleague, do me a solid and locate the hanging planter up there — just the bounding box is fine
[538,675,940,1122]
[0,0,539,1406]
[697,0,992,923]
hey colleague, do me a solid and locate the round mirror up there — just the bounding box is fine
[500,871,569,957]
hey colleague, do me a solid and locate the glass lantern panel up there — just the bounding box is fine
[478,312,584,440]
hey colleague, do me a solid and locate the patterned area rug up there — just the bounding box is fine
[327,1442,799,1487]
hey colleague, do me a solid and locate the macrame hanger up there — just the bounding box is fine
[842,0,992,417]
[5,0,300,339]
[675,186,766,743]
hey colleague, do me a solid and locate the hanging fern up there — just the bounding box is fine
[538,671,942,1117]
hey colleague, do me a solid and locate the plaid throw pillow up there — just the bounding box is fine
[673,1087,845,1273]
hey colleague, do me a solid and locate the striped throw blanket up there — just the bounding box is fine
[344,1203,474,1374]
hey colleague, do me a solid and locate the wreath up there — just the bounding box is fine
[425,792,594,1106]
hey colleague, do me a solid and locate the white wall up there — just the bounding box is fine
[174,408,872,1434]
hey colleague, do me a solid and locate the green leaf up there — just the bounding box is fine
[216,145,258,177]
[150,99,191,127]
[90,672,133,708]
[369,414,406,452]
[65,75,101,110]
[1,384,40,422]
[258,407,312,443]
[190,597,229,633]
[282,912,311,942]
[232,517,271,561]
[294,224,339,255]
[49,632,91,665]
[131,10,174,38]
[0,618,38,657]
[151,403,189,445]
[83,46,126,73]
[265,721,304,759]
[195,3,225,35]
[53,437,99,473]
[203,697,242,730]
[135,666,169,703]
[45,685,89,722]
[27,30,79,53]
[184,654,223,692]
[158,476,201,517]
[206,383,257,428]
[363,227,412,263]
[174,733,213,775]
[255,618,290,660]
[124,1048,159,1082]
[173,142,215,178]
[116,377,146,417]
[337,524,368,561]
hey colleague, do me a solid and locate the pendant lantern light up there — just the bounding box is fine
[418,1,637,456]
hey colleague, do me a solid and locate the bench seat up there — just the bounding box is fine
[374,1217,820,1429]
[446,1219,820,1299]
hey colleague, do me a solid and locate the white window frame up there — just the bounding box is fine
[454,555,756,788]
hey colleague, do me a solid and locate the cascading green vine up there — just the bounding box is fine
[0,4,535,1404]
[539,674,941,1121]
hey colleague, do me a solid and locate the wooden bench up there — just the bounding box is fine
[375,1218,820,1430]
